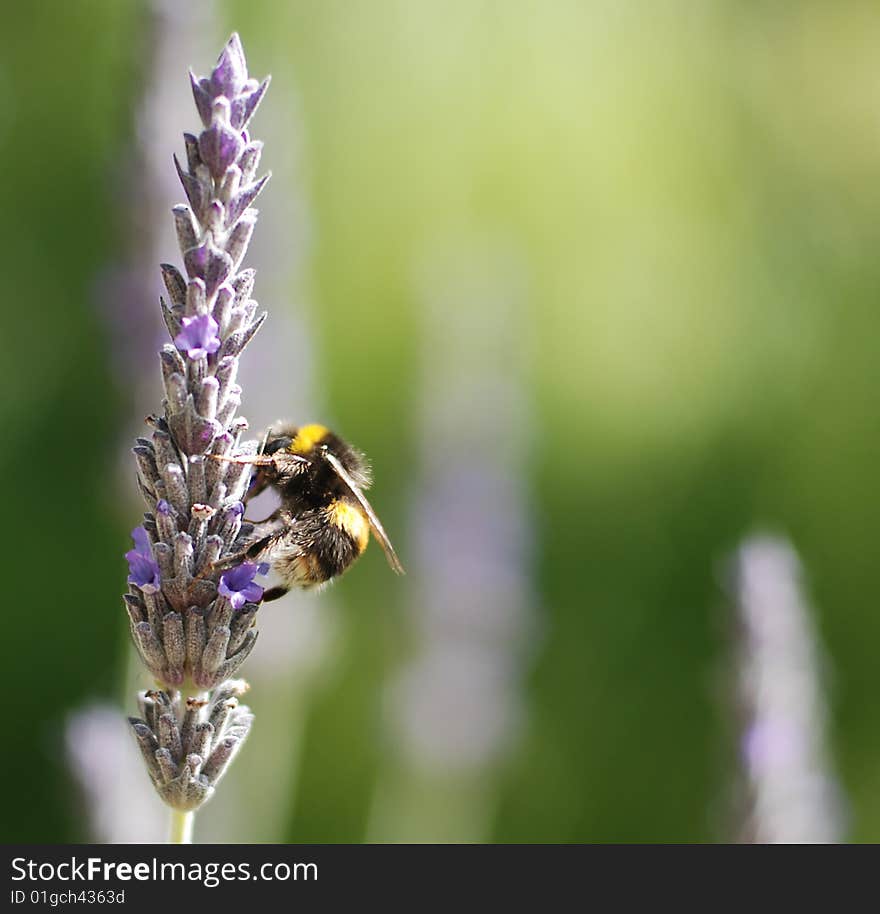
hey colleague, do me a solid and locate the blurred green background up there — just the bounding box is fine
[2,0,880,842]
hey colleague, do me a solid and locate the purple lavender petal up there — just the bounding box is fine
[126,554,161,593]
[220,562,255,590]
[130,525,152,556]
[223,589,246,610]
[174,314,221,360]
[218,562,266,609]
[239,581,263,603]
[126,527,161,593]
[218,580,247,610]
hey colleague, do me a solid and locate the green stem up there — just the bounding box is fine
[169,809,194,844]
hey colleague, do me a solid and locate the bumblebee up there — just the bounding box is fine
[214,423,404,600]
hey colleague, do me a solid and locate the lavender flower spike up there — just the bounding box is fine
[726,534,847,843]
[121,34,272,834]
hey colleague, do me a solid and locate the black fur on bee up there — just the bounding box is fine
[214,423,403,601]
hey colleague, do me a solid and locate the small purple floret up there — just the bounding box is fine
[218,561,269,609]
[126,526,161,594]
[174,313,221,359]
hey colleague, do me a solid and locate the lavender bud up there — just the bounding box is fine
[127,683,254,811]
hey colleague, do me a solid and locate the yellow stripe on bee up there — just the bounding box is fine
[288,423,329,455]
[326,500,370,553]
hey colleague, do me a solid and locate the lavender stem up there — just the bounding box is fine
[169,808,195,844]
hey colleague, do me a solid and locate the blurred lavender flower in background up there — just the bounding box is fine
[67,704,165,843]
[370,239,538,842]
[726,534,847,844]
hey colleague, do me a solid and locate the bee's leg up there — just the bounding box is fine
[243,472,270,505]
[195,549,248,579]
[244,535,273,560]
[224,534,275,566]
[196,532,277,579]
[261,585,290,602]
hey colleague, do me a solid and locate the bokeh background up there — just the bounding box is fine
[2,0,880,843]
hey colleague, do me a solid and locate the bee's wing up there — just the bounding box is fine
[322,449,405,575]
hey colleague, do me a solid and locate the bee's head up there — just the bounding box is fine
[247,424,324,490]
[253,423,371,493]
[281,424,372,490]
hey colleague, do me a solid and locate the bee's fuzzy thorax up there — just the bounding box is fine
[288,423,329,455]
